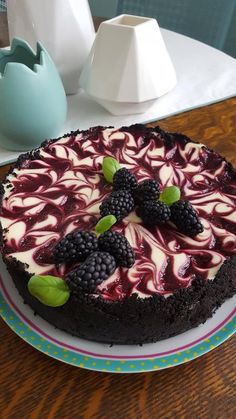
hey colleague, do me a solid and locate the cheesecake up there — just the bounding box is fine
[0,124,235,344]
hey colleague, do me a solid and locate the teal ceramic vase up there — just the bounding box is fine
[0,38,67,151]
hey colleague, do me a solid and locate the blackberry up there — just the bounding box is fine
[113,168,138,191]
[170,200,204,237]
[100,190,134,221]
[138,200,171,225]
[134,179,160,203]
[66,251,116,293]
[98,231,135,268]
[53,230,98,264]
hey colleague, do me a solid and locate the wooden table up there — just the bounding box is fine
[0,12,236,419]
[0,12,8,47]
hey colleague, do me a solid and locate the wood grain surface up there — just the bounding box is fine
[0,12,9,47]
[0,98,235,418]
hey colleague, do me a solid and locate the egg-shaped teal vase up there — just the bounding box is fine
[0,38,67,151]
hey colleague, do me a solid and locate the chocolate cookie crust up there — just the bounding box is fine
[3,255,236,344]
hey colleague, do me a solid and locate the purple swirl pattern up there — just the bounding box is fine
[1,127,236,300]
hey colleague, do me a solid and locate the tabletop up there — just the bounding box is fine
[0,97,235,418]
[0,11,236,419]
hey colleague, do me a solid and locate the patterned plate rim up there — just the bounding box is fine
[0,290,235,373]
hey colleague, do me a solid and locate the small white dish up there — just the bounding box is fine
[79,14,177,115]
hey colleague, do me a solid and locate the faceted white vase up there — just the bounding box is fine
[7,0,95,94]
[80,15,177,115]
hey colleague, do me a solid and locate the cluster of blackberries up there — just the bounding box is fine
[136,183,203,237]
[54,163,204,294]
[100,168,162,221]
[53,229,135,293]
[100,167,203,237]
[100,167,170,225]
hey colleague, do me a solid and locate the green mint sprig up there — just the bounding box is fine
[102,157,120,183]
[95,215,117,235]
[28,275,70,307]
[160,186,181,206]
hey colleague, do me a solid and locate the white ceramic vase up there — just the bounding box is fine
[80,15,177,115]
[7,0,95,94]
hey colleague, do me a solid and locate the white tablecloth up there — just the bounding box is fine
[1,28,236,165]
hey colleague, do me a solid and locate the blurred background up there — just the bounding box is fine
[0,0,236,58]
[88,0,236,58]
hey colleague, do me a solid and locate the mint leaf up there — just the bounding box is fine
[102,157,120,183]
[28,275,70,307]
[95,215,117,234]
[160,186,181,206]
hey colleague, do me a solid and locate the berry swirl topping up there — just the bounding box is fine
[1,126,236,300]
